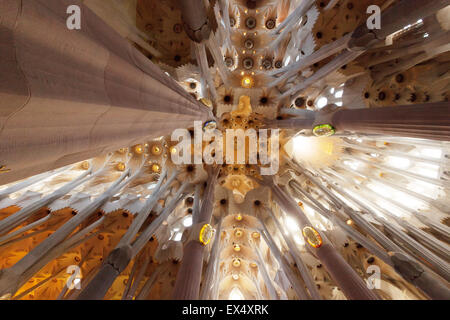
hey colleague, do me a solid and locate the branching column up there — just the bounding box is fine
[329,102,450,141]
[267,178,379,300]
[269,102,450,141]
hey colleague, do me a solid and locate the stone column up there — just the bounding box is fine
[172,167,219,299]
[270,102,450,141]
[76,246,133,300]
[330,102,450,141]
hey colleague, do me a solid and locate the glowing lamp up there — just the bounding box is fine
[302,226,323,248]
[199,224,214,245]
[235,229,243,238]
[116,162,126,172]
[235,214,243,221]
[151,145,162,155]
[241,75,254,88]
[251,232,260,239]
[313,124,336,137]
[169,146,178,155]
[183,216,193,227]
[233,244,241,252]
[134,144,144,154]
[232,258,241,267]
[151,163,161,173]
